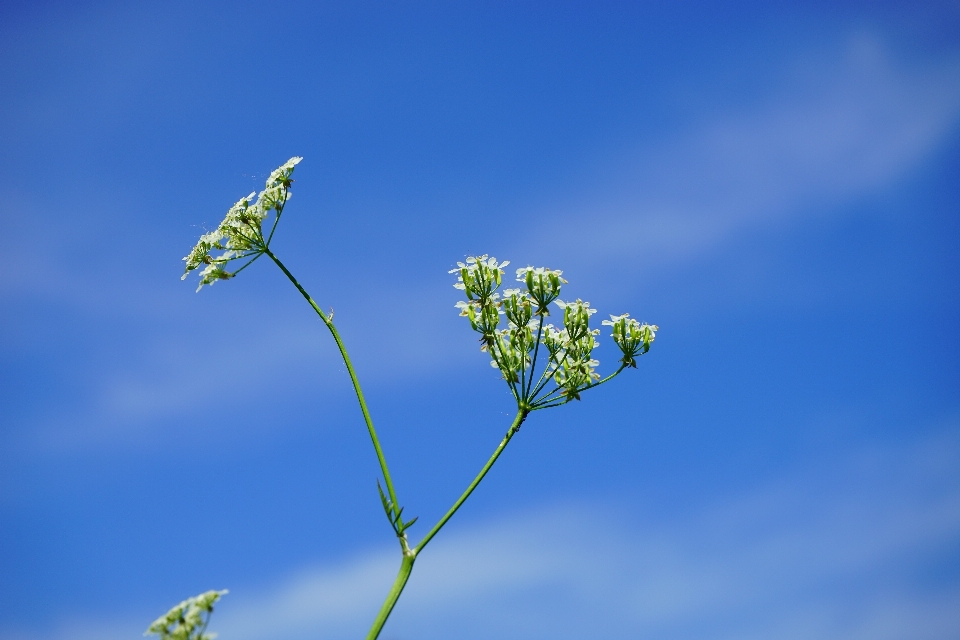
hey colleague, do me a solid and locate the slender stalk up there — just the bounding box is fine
[487,339,519,402]
[364,409,528,639]
[264,191,287,246]
[264,248,401,510]
[414,409,527,554]
[365,554,416,640]
[228,252,263,276]
[530,365,626,409]
[524,315,546,400]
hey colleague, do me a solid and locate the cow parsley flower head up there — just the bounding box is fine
[265,157,302,189]
[181,157,302,292]
[474,298,503,336]
[452,255,657,407]
[555,299,597,341]
[181,229,225,276]
[516,266,566,311]
[602,313,658,368]
[449,255,509,302]
[145,590,228,640]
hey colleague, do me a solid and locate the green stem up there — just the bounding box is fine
[414,409,527,554]
[523,315,545,401]
[264,248,401,510]
[365,409,528,639]
[366,553,416,640]
[530,365,626,409]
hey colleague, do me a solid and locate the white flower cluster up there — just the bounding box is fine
[449,255,510,300]
[452,255,658,405]
[181,157,302,291]
[515,266,566,311]
[454,256,635,403]
[602,314,658,368]
[145,590,227,640]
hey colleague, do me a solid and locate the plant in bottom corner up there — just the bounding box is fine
[146,157,659,640]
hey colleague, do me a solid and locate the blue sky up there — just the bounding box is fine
[1,2,959,639]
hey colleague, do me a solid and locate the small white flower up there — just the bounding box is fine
[266,156,303,188]
[454,300,478,317]
[449,254,509,301]
[603,313,658,367]
[602,313,631,326]
[516,266,566,310]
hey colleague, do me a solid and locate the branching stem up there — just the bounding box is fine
[257,250,618,640]
[364,409,528,639]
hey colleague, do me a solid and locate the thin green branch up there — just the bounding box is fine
[228,253,263,276]
[366,409,529,638]
[414,409,527,554]
[529,353,560,399]
[530,364,627,409]
[487,338,520,401]
[530,400,569,411]
[264,189,288,246]
[218,250,260,262]
[523,315,546,401]
[593,365,627,387]
[264,248,401,513]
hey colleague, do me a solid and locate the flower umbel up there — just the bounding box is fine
[602,314,658,368]
[448,255,509,302]
[453,258,654,408]
[181,157,302,291]
[515,266,566,312]
[145,590,227,640]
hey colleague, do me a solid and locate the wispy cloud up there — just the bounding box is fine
[9,31,960,452]
[13,313,339,453]
[24,422,948,640]
[538,33,960,272]
[7,422,958,639]
[9,420,960,640]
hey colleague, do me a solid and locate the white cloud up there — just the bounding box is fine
[539,33,960,272]
[213,426,960,639]
[10,32,960,452]
[16,312,339,453]
[7,424,958,640]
